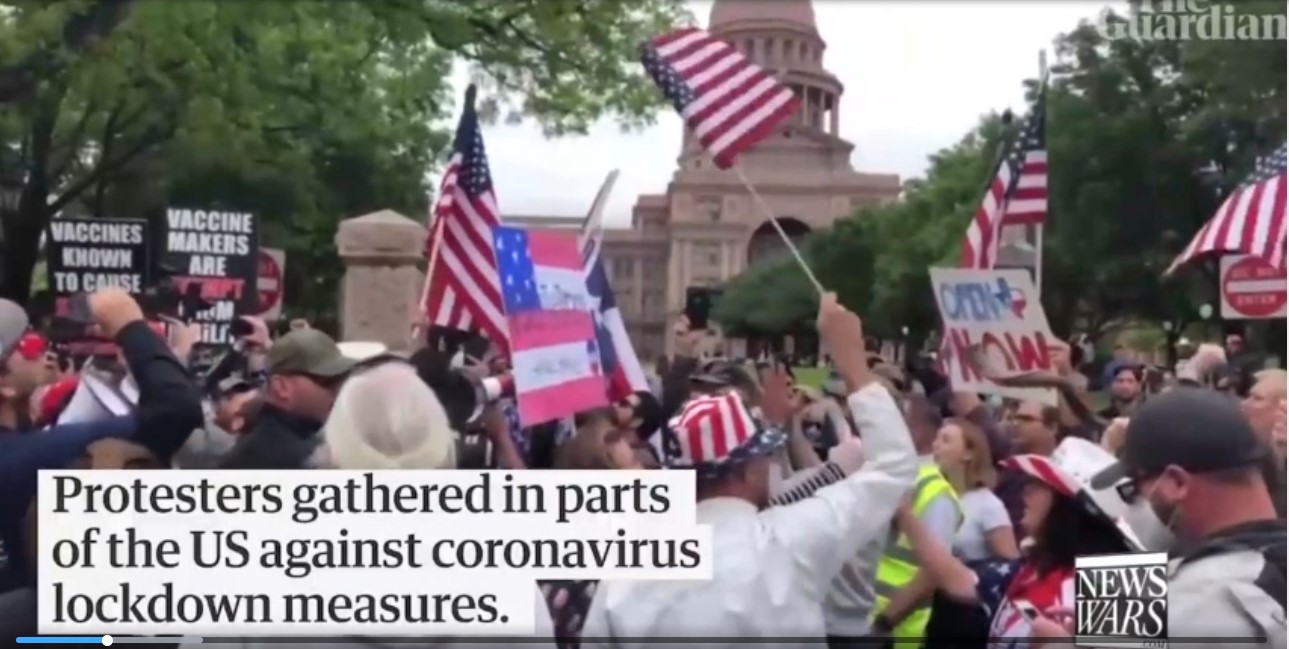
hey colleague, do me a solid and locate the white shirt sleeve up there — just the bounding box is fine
[978,490,1012,532]
[758,382,919,601]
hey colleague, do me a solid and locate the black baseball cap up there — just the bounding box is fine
[690,359,756,391]
[1091,387,1269,489]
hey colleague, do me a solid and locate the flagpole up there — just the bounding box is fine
[731,162,825,295]
[579,170,620,259]
[1034,50,1049,297]
[412,212,447,344]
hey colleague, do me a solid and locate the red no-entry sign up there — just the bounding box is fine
[256,248,286,320]
[1220,254,1286,320]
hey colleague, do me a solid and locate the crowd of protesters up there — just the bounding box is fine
[0,287,1282,649]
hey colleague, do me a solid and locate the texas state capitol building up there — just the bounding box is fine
[507,0,901,360]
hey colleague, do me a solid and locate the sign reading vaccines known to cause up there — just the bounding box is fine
[46,218,148,311]
[1075,552,1168,649]
[164,208,259,345]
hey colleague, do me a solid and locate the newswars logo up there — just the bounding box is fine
[1075,552,1169,649]
[1095,1,1286,42]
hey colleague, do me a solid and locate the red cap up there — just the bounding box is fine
[40,376,79,425]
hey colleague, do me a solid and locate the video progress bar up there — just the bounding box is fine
[17,636,203,645]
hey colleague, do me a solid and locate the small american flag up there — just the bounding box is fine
[423,85,508,348]
[961,90,1049,269]
[640,28,799,169]
[1168,143,1288,274]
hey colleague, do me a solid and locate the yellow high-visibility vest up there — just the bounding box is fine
[873,464,962,649]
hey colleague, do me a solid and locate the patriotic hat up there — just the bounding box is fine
[1002,437,1143,548]
[668,391,785,477]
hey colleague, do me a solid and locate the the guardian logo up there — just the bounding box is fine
[1075,552,1169,649]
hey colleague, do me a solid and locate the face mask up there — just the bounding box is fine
[1121,480,1179,552]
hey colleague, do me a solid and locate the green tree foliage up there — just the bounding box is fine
[716,3,1285,343]
[0,0,689,316]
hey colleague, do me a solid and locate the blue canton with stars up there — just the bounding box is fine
[640,40,695,115]
[1001,89,1046,195]
[493,227,541,314]
[971,558,1019,619]
[450,95,494,198]
[1248,143,1287,184]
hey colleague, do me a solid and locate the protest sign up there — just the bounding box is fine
[46,218,147,308]
[931,267,1058,405]
[45,218,149,356]
[493,227,609,426]
[164,208,259,345]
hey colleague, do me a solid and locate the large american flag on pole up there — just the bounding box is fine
[423,86,508,347]
[640,28,799,169]
[961,89,1049,269]
[1167,143,1287,274]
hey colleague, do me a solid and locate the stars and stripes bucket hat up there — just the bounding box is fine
[668,391,785,478]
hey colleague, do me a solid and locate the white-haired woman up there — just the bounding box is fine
[189,360,556,649]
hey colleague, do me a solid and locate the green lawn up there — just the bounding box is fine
[793,366,830,388]
[792,365,1112,409]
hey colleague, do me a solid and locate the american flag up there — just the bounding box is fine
[640,28,799,169]
[1168,143,1288,274]
[961,90,1049,269]
[423,86,507,347]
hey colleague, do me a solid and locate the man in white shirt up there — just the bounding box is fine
[582,293,919,649]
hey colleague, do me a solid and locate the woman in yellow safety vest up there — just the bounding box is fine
[894,437,1139,649]
[871,461,961,649]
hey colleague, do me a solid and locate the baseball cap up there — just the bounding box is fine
[1091,387,1269,489]
[215,373,256,397]
[0,298,30,361]
[266,329,355,378]
[690,358,757,392]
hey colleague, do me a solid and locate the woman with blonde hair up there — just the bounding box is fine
[933,417,1018,562]
[880,417,1019,646]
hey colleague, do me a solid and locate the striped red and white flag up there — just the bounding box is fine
[961,90,1049,269]
[640,28,799,169]
[423,86,508,348]
[1167,143,1287,275]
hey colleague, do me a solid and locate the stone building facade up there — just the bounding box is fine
[509,0,901,359]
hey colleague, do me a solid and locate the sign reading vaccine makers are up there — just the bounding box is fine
[164,207,259,346]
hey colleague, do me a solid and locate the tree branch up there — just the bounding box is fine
[0,0,138,104]
[48,116,177,214]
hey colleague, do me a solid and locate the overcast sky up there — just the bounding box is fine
[450,1,1117,227]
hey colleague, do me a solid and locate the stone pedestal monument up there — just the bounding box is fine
[334,209,427,351]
